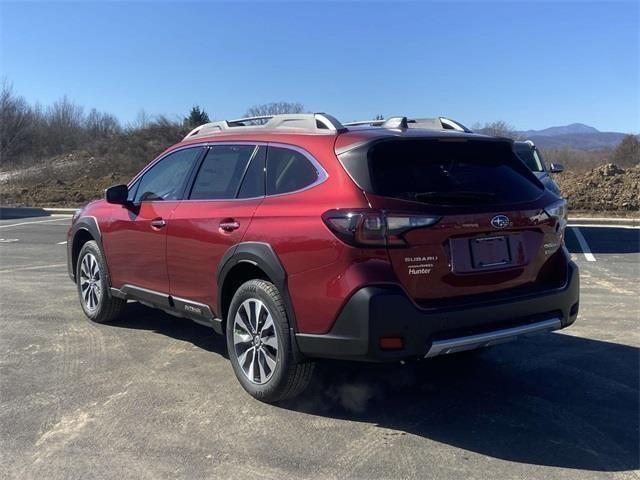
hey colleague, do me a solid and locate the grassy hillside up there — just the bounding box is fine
[1,120,186,206]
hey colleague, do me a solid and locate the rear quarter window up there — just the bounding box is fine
[266,146,320,195]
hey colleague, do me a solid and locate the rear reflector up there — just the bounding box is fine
[379,337,404,350]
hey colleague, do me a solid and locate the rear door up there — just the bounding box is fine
[166,143,266,312]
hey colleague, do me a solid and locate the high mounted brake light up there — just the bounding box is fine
[322,209,440,247]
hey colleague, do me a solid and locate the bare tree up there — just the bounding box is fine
[0,79,34,163]
[86,108,121,138]
[45,95,85,152]
[472,120,519,139]
[244,101,305,117]
[132,109,151,130]
[612,134,640,168]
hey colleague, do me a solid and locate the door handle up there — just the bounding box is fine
[219,220,240,232]
[151,218,167,229]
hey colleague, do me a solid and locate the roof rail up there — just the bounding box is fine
[343,116,472,133]
[437,117,471,133]
[381,116,409,129]
[343,119,386,127]
[183,113,346,140]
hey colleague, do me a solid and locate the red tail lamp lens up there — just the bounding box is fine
[322,209,440,247]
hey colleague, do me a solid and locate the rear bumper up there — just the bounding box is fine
[296,261,579,361]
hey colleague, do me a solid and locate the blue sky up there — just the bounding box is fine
[1,1,638,132]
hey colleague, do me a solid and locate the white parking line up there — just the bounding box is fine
[571,227,596,262]
[0,217,70,229]
[569,223,640,230]
[57,241,67,245]
[0,263,66,274]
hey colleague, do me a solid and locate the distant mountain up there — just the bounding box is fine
[520,123,600,137]
[515,123,632,151]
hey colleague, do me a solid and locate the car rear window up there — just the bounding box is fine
[339,139,544,205]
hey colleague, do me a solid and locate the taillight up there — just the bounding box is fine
[544,199,568,239]
[322,209,440,247]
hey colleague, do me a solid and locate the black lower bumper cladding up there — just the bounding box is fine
[296,261,579,362]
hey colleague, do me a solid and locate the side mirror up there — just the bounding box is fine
[105,184,130,205]
[549,163,564,174]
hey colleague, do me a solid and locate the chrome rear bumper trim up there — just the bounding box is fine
[425,317,562,358]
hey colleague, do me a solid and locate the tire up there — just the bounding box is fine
[226,279,314,402]
[76,240,126,324]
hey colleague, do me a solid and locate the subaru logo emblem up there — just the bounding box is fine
[491,215,510,229]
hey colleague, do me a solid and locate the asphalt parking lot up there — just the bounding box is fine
[0,215,638,479]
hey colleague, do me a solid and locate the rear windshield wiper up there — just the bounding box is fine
[414,191,495,204]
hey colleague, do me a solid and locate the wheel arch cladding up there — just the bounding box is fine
[69,217,102,282]
[217,242,298,331]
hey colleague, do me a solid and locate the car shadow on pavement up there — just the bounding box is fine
[110,302,638,472]
[113,302,229,359]
[566,226,640,254]
[279,332,639,473]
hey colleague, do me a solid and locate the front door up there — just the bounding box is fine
[102,146,203,293]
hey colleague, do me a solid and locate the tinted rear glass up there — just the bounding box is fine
[237,146,266,198]
[340,139,543,205]
[190,145,256,200]
[267,146,319,195]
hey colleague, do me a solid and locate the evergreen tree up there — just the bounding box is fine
[185,106,210,128]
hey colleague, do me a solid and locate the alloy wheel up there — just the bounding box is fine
[79,253,102,312]
[233,298,279,385]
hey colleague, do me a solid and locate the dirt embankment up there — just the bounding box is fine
[1,159,639,213]
[556,163,639,213]
[0,154,130,207]
[1,173,130,207]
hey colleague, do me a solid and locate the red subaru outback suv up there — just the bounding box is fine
[67,113,579,402]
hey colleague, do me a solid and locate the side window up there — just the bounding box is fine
[189,145,257,200]
[237,146,266,198]
[135,148,201,202]
[266,147,320,195]
[127,180,139,202]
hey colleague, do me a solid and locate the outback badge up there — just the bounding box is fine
[491,215,510,229]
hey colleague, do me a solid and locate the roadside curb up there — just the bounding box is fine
[42,207,78,215]
[0,206,77,219]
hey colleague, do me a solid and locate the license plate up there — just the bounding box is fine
[470,236,511,269]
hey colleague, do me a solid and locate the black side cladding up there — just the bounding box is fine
[217,242,298,331]
[68,216,103,283]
